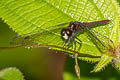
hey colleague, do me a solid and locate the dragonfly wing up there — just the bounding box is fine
[90,30,114,48]
[10,27,64,47]
[10,22,70,47]
[10,35,36,47]
[80,23,114,52]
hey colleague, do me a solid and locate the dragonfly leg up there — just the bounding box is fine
[75,37,82,51]
[63,39,67,47]
[74,39,76,50]
[62,38,73,50]
[66,32,77,48]
[66,37,74,48]
[71,39,74,49]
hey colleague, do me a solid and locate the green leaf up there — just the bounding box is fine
[0,0,120,68]
[92,16,120,72]
[0,67,24,80]
[92,54,113,72]
[111,16,120,70]
[110,16,120,47]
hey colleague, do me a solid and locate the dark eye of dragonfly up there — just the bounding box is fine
[61,28,72,40]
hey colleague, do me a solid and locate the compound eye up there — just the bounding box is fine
[61,29,69,40]
[61,29,66,36]
[66,29,72,37]
[63,33,68,40]
[66,30,70,35]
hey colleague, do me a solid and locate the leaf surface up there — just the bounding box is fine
[0,0,120,64]
[0,67,24,80]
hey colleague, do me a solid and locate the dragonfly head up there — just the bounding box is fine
[61,28,72,40]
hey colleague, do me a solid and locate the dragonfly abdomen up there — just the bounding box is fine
[83,20,110,27]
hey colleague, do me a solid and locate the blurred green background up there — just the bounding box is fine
[0,0,120,80]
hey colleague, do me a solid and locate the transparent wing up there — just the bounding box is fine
[80,23,114,52]
[10,24,69,47]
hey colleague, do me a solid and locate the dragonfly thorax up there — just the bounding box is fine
[61,28,72,40]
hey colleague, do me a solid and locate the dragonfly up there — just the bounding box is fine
[60,20,112,51]
[58,20,113,79]
[3,20,113,80]
[8,19,115,58]
[10,19,112,50]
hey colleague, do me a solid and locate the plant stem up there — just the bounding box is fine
[75,52,80,80]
